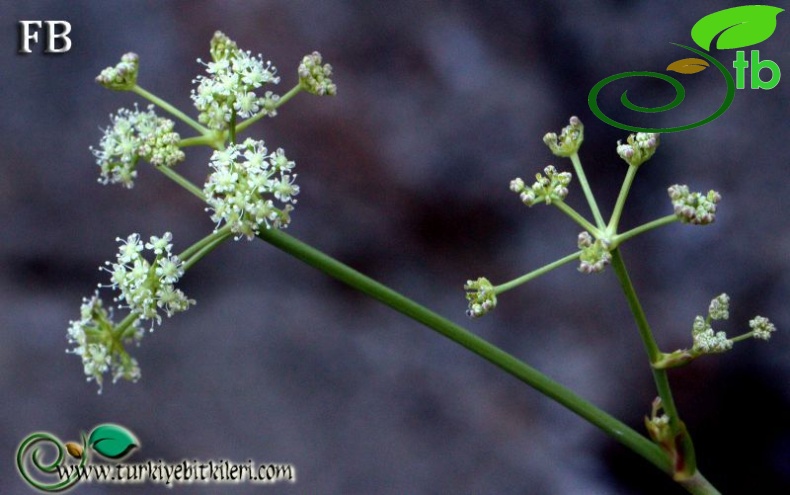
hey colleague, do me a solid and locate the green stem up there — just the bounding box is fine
[256,227,670,474]
[155,165,206,201]
[607,164,639,234]
[229,111,237,144]
[178,225,233,268]
[495,251,582,293]
[115,312,141,340]
[612,215,677,247]
[569,152,606,229]
[611,249,702,482]
[610,249,676,412]
[132,85,208,135]
[236,84,303,133]
[679,472,722,495]
[553,200,601,236]
[180,135,217,148]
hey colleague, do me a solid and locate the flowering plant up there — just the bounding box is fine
[72,32,777,494]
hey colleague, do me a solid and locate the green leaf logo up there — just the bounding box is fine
[87,424,138,459]
[691,5,783,51]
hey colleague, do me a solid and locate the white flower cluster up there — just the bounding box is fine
[68,232,193,392]
[685,293,779,359]
[749,316,777,340]
[510,165,572,206]
[692,315,732,353]
[91,105,185,188]
[616,132,659,167]
[667,185,721,225]
[692,293,732,353]
[464,277,497,318]
[191,31,281,129]
[95,52,139,91]
[66,293,143,393]
[298,51,337,96]
[204,138,299,239]
[105,233,194,324]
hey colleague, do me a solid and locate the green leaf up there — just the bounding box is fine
[691,5,783,51]
[87,424,138,459]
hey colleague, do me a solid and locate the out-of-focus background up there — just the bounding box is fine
[2,1,788,493]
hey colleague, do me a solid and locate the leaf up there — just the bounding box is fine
[87,424,138,459]
[691,5,783,51]
[666,58,709,74]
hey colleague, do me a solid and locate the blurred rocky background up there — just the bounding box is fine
[1,1,788,493]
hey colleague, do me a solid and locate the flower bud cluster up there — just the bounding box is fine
[204,138,299,239]
[748,316,777,340]
[616,132,659,167]
[96,52,139,91]
[91,105,185,188]
[656,294,777,368]
[192,32,281,130]
[692,315,732,353]
[464,277,497,318]
[692,293,732,353]
[510,165,572,206]
[577,231,611,273]
[298,51,337,96]
[667,185,721,225]
[543,116,584,157]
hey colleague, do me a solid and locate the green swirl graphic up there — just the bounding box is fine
[16,432,86,492]
[588,44,735,133]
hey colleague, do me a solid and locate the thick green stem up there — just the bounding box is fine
[569,152,606,229]
[256,227,669,475]
[132,85,207,135]
[610,249,677,413]
[610,249,700,482]
[496,251,581,293]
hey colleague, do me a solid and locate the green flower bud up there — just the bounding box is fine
[616,132,659,167]
[543,116,584,157]
[95,52,139,91]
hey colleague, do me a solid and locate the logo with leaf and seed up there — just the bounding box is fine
[589,5,783,132]
[16,424,138,492]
